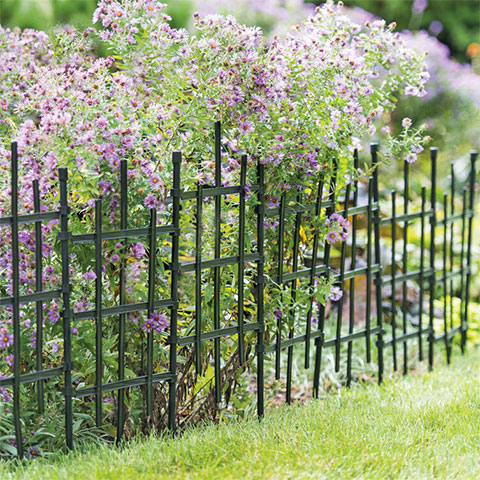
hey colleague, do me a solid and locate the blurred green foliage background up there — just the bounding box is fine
[0,0,97,31]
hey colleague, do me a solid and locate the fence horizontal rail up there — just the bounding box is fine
[72,299,176,321]
[70,225,180,243]
[75,372,173,397]
[0,211,60,226]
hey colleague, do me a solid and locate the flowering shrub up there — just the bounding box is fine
[0,0,430,454]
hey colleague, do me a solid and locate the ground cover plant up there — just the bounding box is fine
[2,348,480,479]
[0,0,456,457]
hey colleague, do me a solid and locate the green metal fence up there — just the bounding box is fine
[0,124,477,457]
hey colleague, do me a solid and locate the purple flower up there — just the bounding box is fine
[141,320,155,333]
[64,26,75,37]
[74,296,90,313]
[267,220,280,229]
[28,447,41,457]
[51,343,59,354]
[145,193,157,209]
[149,174,161,189]
[42,244,53,257]
[273,308,282,320]
[109,157,121,169]
[329,286,343,302]
[402,118,412,129]
[0,387,11,402]
[142,311,170,334]
[340,218,350,230]
[429,20,443,36]
[133,242,146,259]
[154,314,169,333]
[206,98,217,110]
[268,196,279,208]
[412,145,424,154]
[243,183,251,200]
[6,355,14,366]
[19,231,31,244]
[0,329,13,349]
[412,0,428,14]
[239,119,253,135]
[83,270,97,281]
[326,231,340,244]
[405,153,417,163]
[96,116,108,130]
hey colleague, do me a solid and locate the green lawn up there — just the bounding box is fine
[3,349,480,479]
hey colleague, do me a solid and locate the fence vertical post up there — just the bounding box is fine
[402,160,409,374]
[117,159,128,442]
[286,193,302,403]
[11,142,23,458]
[428,148,437,370]
[460,187,467,354]
[419,187,426,361]
[463,151,477,351]
[146,207,157,420]
[237,155,247,366]
[256,160,265,418]
[58,166,73,449]
[33,180,45,414]
[94,199,103,426]
[449,164,455,335]
[195,180,203,374]
[391,191,398,371]
[313,159,338,398]
[213,121,222,404]
[365,177,373,363]
[305,180,324,369]
[346,151,359,387]
[334,182,351,373]
[275,192,286,380]
[442,194,450,363]
[371,144,384,383]
[168,151,181,431]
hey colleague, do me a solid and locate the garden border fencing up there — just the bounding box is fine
[0,122,478,457]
